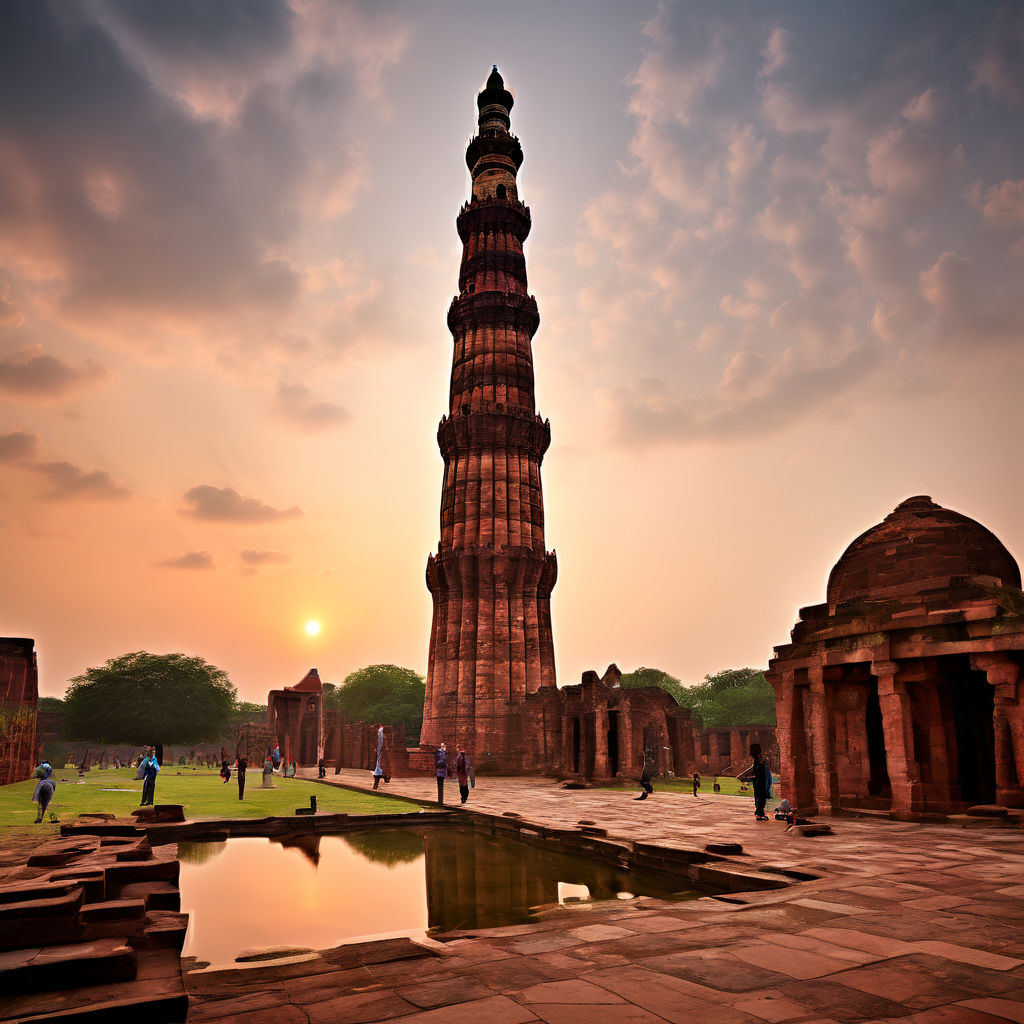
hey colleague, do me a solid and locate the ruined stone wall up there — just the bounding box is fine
[0,638,38,785]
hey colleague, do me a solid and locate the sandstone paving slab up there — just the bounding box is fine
[534,952,597,970]
[512,933,582,955]
[730,989,820,1023]
[798,926,919,958]
[639,947,793,993]
[187,988,294,1022]
[525,1004,693,1024]
[387,993,539,1024]
[956,998,1024,1023]
[394,975,498,1008]
[195,1004,308,1024]
[902,1008,1022,1024]
[913,941,1024,971]
[512,979,627,1004]
[791,898,879,916]
[727,941,855,980]
[766,932,881,965]
[303,989,418,1024]
[775,977,914,1021]
[439,938,514,962]
[465,955,569,991]
[568,924,635,943]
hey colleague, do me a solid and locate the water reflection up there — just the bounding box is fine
[177,840,226,865]
[342,829,424,867]
[177,826,702,966]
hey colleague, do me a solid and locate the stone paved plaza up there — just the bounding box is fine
[181,771,1024,1024]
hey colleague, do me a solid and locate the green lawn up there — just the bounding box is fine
[0,766,420,843]
[600,773,781,804]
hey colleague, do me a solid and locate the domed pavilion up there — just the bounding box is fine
[767,496,1024,817]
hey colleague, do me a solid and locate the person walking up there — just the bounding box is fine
[140,748,160,806]
[455,747,472,804]
[32,760,56,823]
[434,742,450,806]
[237,756,247,800]
[220,759,231,784]
[634,746,654,801]
[692,771,701,797]
[317,757,326,779]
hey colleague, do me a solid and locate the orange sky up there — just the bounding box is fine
[2,2,1023,702]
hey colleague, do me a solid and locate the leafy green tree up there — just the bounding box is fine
[325,665,425,744]
[677,667,776,728]
[619,667,686,704]
[37,696,66,714]
[64,651,237,744]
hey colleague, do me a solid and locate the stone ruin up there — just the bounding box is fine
[768,496,1024,817]
[0,636,39,785]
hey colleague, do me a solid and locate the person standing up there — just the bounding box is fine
[455,747,472,804]
[434,742,450,806]
[32,760,56,823]
[237,756,247,800]
[692,771,701,797]
[317,757,326,779]
[372,724,385,790]
[738,743,771,820]
[140,748,160,806]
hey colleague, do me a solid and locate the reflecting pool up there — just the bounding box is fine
[178,826,704,966]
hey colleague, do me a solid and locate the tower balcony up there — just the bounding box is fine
[456,198,531,244]
[437,406,551,459]
[447,290,539,334]
[466,132,524,172]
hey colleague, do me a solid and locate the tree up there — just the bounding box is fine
[677,667,776,728]
[63,651,237,745]
[37,696,66,714]
[619,667,686,704]
[324,665,426,744]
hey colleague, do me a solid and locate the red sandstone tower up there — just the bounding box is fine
[422,68,557,763]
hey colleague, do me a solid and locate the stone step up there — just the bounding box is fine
[79,899,146,924]
[0,939,136,997]
[0,882,80,905]
[103,859,178,888]
[49,871,105,904]
[0,966,186,1023]
[26,839,101,868]
[114,881,180,911]
[138,911,188,951]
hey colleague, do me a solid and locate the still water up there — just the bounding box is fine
[177,826,702,965]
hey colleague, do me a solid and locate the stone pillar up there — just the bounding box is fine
[873,661,924,814]
[805,665,839,814]
[593,705,609,780]
[730,731,745,768]
[972,654,1024,808]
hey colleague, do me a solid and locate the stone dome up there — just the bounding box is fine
[826,495,1021,607]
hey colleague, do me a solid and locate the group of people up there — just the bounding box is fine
[633,743,776,823]
[433,742,473,806]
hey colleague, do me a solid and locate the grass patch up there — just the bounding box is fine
[0,766,421,847]
[598,774,780,803]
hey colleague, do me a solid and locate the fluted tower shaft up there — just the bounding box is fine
[422,68,557,762]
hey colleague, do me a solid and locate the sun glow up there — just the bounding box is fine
[304,620,321,637]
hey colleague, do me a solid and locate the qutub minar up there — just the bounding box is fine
[421,67,559,759]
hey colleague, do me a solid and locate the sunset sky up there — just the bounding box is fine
[2,1,1023,702]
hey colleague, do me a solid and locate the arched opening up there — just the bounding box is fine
[865,680,890,798]
[496,184,507,200]
[949,659,996,805]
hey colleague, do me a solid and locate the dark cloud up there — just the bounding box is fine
[157,550,214,569]
[0,429,40,462]
[32,460,131,500]
[0,346,106,400]
[276,381,351,431]
[611,346,881,448]
[240,548,291,565]
[182,484,302,523]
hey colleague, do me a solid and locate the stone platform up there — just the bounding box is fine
[179,771,1024,1023]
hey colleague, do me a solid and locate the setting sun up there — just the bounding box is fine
[304,621,321,637]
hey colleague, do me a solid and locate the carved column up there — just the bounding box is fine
[972,654,1024,808]
[873,661,924,814]
[593,705,609,780]
[805,664,839,814]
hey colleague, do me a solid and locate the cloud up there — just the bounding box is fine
[157,550,214,570]
[609,345,881,448]
[971,178,1024,227]
[31,461,131,501]
[0,345,106,400]
[971,6,1024,107]
[275,381,351,431]
[182,484,302,522]
[0,429,41,463]
[240,548,291,565]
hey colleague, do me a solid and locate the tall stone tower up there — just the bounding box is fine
[422,67,557,764]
